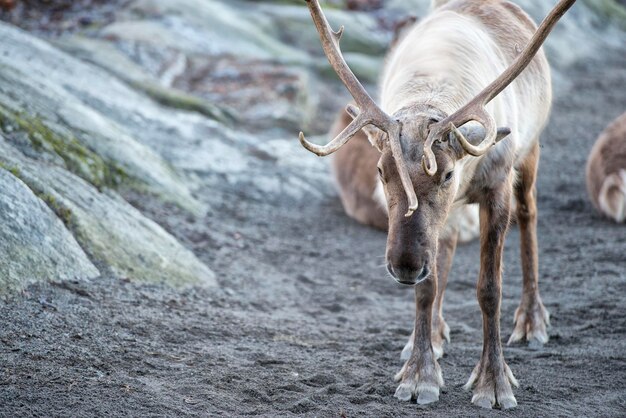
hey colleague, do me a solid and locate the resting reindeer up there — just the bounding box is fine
[299,0,576,409]
[586,111,626,223]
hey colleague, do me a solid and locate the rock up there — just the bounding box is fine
[0,22,221,291]
[53,0,385,134]
[516,0,626,70]
[0,22,206,215]
[251,2,388,57]
[105,0,310,64]
[0,139,216,288]
[0,167,99,295]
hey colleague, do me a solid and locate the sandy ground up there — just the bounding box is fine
[1,22,626,418]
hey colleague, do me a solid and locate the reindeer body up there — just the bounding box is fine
[586,111,626,223]
[379,0,551,212]
[300,0,574,409]
[376,6,553,407]
[332,110,388,230]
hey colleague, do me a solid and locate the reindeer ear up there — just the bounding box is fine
[495,127,511,142]
[346,104,386,152]
[450,125,511,155]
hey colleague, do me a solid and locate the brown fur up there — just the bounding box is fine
[509,143,550,342]
[586,111,626,223]
[331,110,388,230]
[329,0,557,409]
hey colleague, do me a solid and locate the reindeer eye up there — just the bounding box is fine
[443,170,453,183]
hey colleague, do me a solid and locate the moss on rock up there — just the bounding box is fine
[0,161,20,177]
[38,192,74,227]
[0,105,128,190]
[132,81,238,125]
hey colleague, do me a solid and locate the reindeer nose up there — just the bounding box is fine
[387,261,430,286]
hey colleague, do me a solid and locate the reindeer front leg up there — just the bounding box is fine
[465,180,518,409]
[401,231,458,361]
[394,274,444,405]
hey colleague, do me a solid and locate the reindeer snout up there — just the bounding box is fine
[387,260,430,286]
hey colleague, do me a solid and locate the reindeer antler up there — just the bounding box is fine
[422,0,577,175]
[299,0,418,216]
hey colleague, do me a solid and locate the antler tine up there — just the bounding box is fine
[299,111,370,156]
[422,0,577,175]
[303,0,385,122]
[299,0,418,217]
[298,0,394,150]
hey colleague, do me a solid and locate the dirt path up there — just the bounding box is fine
[1,28,626,418]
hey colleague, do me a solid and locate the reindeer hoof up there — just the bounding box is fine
[527,338,544,350]
[500,397,518,409]
[417,387,439,405]
[472,396,493,409]
[508,297,550,346]
[394,382,414,401]
[465,357,518,409]
[394,350,443,404]
[394,381,440,404]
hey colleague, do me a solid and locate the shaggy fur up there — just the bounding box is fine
[586,111,626,223]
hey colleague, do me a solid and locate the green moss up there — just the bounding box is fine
[0,161,20,177]
[0,105,127,190]
[131,81,238,125]
[1,165,77,231]
[38,193,74,227]
[0,161,74,228]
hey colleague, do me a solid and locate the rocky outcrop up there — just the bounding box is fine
[0,23,217,291]
[0,0,624,293]
[0,138,215,287]
[0,167,99,294]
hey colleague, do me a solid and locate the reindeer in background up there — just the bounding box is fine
[299,0,576,409]
[586,111,626,223]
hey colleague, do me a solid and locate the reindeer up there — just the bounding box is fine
[299,0,576,409]
[586,111,626,223]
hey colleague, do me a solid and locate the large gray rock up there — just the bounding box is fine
[0,23,223,291]
[0,139,216,288]
[54,0,386,133]
[0,168,99,295]
[0,23,204,215]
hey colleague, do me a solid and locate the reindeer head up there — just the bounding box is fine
[376,107,454,284]
[366,106,510,284]
[299,0,575,285]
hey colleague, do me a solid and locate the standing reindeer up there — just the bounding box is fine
[586,111,626,223]
[299,0,576,409]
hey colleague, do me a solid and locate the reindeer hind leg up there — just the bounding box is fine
[508,142,550,346]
